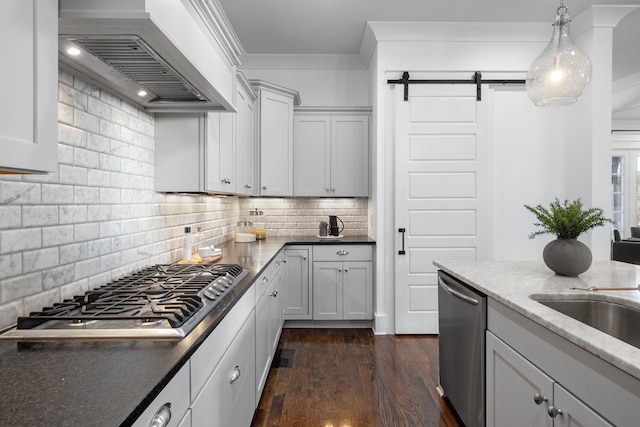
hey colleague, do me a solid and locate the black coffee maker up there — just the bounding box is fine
[328,215,344,236]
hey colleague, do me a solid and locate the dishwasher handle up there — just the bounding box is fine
[438,276,479,305]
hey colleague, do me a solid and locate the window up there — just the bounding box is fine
[611,155,624,231]
[611,150,640,238]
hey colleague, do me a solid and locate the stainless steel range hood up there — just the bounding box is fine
[59,0,239,112]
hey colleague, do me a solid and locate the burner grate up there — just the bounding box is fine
[16,263,245,332]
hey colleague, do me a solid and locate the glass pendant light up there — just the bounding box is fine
[526,1,592,107]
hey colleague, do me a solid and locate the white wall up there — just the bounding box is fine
[490,88,566,259]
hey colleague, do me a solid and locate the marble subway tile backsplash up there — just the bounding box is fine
[239,198,368,237]
[0,71,239,330]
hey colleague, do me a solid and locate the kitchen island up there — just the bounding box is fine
[435,259,640,426]
[0,236,374,427]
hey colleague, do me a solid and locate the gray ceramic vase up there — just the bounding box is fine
[542,238,592,276]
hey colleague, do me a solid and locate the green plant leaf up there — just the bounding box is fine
[524,198,613,239]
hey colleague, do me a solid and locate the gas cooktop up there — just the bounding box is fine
[0,263,247,340]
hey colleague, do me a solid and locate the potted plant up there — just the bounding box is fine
[524,198,613,276]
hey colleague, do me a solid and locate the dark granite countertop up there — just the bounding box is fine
[0,236,374,427]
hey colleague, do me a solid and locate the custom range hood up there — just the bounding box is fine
[59,0,240,112]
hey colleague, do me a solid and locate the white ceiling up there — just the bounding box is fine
[218,0,640,82]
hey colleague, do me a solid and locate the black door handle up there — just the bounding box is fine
[398,228,406,255]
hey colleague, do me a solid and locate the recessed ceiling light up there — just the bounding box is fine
[138,90,148,97]
[67,46,81,56]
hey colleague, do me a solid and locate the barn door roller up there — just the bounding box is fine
[387,71,525,101]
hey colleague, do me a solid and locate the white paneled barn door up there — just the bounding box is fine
[394,82,490,334]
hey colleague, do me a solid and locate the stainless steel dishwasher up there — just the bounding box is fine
[437,270,486,427]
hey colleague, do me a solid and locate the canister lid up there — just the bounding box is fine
[237,220,253,226]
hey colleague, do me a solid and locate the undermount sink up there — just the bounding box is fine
[531,297,640,350]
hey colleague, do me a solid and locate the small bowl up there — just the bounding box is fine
[198,247,212,259]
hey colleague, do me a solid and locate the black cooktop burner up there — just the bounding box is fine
[14,263,247,335]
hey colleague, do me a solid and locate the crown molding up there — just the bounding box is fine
[189,0,244,66]
[249,79,301,105]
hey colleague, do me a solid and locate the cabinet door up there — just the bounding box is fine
[0,0,57,173]
[342,262,372,320]
[269,271,283,355]
[552,384,614,427]
[313,262,342,320]
[155,114,205,192]
[207,113,235,193]
[486,331,553,427]
[283,248,312,319]
[235,84,256,195]
[191,313,256,427]
[293,116,331,196]
[259,90,294,196]
[330,116,369,197]
[255,289,271,397]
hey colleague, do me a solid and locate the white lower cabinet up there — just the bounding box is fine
[486,299,633,427]
[487,331,612,427]
[312,245,373,320]
[255,255,284,397]
[132,362,191,427]
[282,246,312,320]
[191,311,256,427]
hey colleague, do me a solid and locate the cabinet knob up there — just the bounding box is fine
[244,184,252,189]
[262,277,269,284]
[533,393,548,405]
[283,259,287,263]
[332,188,336,192]
[325,188,330,192]
[149,403,172,427]
[230,365,241,384]
[547,406,563,418]
[262,186,267,190]
[271,290,278,297]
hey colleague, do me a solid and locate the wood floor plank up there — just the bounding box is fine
[252,329,464,427]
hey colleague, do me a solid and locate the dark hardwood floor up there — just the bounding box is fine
[252,328,464,427]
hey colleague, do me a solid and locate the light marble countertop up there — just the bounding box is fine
[434,259,640,381]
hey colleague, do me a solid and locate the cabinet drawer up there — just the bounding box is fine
[313,245,372,262]
[191,312,256,427]
[190,288,254,397]
[132,362,190,427]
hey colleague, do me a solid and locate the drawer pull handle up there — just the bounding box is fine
[149,403,171,427]
[533,393,548,405]
[230,366,241,384]
[262,277,268,284]
[547,406,563,418]
[336,250,349,256]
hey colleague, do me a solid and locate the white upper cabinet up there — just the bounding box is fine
[251,80,300,197]
[234,72,257,196]
[293,110,370,197]
[154,112,235,194]
[0,0,58,173]
[207,112,235,193]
